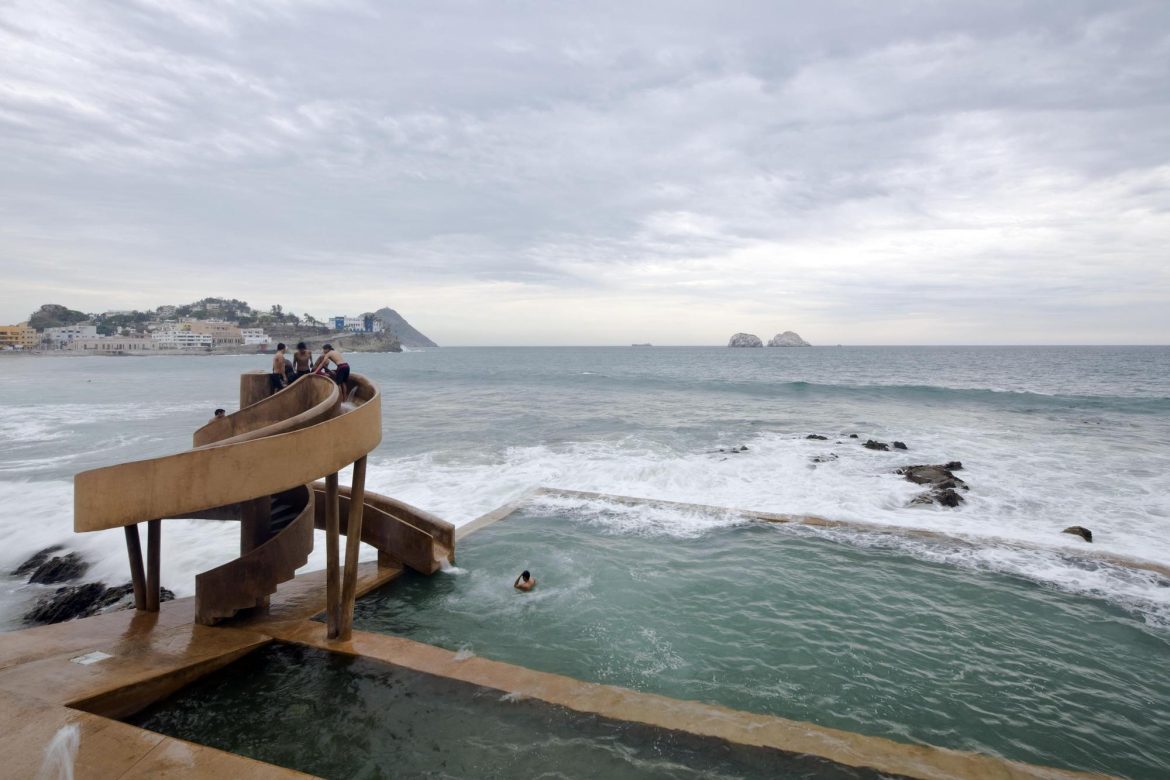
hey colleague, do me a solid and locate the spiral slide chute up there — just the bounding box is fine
[73,372,452,638]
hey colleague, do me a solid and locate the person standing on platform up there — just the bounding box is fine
[292,342,313,381]
[270,343,288,393]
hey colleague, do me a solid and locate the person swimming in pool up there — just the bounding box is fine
[513,570,536,591]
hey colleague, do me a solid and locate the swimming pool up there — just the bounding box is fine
[351,502,1170,780]
[129,642,886,779]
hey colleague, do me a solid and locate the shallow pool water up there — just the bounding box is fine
[129,643,887,779]
[352,507,1170,780]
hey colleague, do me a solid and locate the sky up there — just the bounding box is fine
[1,1,1168,345]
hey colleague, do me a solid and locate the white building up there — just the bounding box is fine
[151,330,212,349]
[332,314,385,333]
[69,337,157,354]
[44,324,98,345]
[240,328,270,346]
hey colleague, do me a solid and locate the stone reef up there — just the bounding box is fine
[768,331,811,347]
[728,333,763,348]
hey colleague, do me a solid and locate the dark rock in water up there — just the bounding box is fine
[1062,526,1093,543]
[848,434,859,439]
[892,441,908,450]
[811,454,838,463]
[936,488,964,507]
[863,439,890,451]
[28,553,88,584]
[24,582,176,625]
[806,434,828,440]
[739,445,748,451]
[945,461,963,471]
[11,545,64,576]
[897,465,969,490]
[897,463,969,508]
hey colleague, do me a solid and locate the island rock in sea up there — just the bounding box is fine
[768,331,811,347]
[728,333,763,348]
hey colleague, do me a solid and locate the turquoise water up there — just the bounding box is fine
[129,643,889,780]
[352,507,1170,780]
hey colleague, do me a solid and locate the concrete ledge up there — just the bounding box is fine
[266,620,1115,780]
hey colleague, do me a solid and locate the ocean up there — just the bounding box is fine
[1,345,1169,633]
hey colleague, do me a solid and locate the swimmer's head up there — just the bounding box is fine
[520,570,530,581]
[214,408,225,418]
[296,341,306,350]
[276,342,286,351]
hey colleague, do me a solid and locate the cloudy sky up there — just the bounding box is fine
[1,1,1168,345]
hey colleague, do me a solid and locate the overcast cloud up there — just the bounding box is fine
[1,0,1168,344]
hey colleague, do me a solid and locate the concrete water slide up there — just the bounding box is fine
[73,372,453,637]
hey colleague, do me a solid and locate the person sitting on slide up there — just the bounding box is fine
[312,344,351,392]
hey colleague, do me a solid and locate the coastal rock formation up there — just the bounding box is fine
[892,441,908,450]
[1062,526,1093,543]
[374,306,438,348]
[863,439,890,451]
[11,545,64,576]
[28,552,88,584]
[897,463,968,507]
[728,333,763,348]
[24,583,175,625]
[806,434,828,440]
[767,331,811,347]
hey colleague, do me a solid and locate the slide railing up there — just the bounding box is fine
[73,371,453,638]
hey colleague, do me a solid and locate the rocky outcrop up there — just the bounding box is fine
[1062,526,1093,543]
[897,462,968,507]
[332,332,402,353]
[24,583,175,625]
[863,439,890,451]
[374,307,438,348]
[767,331,811,347]
[806,434,828,440]
[28,553,88,584]
[728,333,763,348]
[11,545,64,576]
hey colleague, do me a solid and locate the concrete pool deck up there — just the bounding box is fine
[0,492,1130,780]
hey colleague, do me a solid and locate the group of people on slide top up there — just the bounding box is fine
[269,341,350,393]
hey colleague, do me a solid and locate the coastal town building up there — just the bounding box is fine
[240,327,271,346]
[151,329,213,349]
[44,324,98,345]
[0,323,39,349]
[69,337,157,353]
[333,314,385,333]
[186,319,244,347]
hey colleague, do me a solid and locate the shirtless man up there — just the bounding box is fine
[269,343,288,393]
[292,342,313,381]
[312,343,350,391]
[513,570,536,591]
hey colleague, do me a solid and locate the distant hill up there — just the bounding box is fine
[374,307,438,348]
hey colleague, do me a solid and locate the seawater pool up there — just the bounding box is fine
[129,643,886,780]
[350,503,1170,780]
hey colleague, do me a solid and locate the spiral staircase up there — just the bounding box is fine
[73,371,453,639]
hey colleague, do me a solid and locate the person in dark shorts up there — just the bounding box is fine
[313,344,351,391]
[269,343,288,393]
[292,342,313,380]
